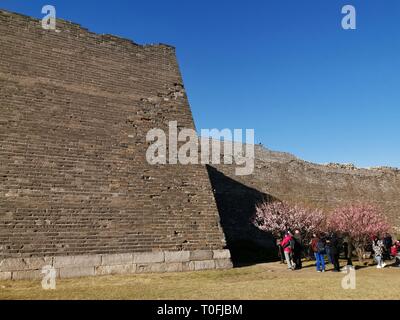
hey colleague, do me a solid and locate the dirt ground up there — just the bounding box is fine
[1,260,399,300]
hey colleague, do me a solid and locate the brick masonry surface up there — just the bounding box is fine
[0,9,230,275]
[0,249,232,280]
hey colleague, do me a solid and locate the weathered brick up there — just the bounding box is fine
[0,272,12,280]
[193,260,216,271]
[165,263,183,272]
[135,263,159,273]
[182,261,195,272]
[164,251,190,263]
[54,255,101,268]
[133,252,164,264]
[0,257,53,272]
[95,264,136,275]
[213,250,231,260]
[189,250,213,261]
[12,270,44,280]
[59,266,95,278]
[101,253,133,266]
[135,262,183,273]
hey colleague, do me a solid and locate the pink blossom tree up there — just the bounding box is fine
[252,201,326,240]
[327,203,391,261]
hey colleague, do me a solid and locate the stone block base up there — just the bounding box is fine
[0,249,232,280]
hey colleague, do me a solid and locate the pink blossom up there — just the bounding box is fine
[251,201,325,239]
[327,203,391,247]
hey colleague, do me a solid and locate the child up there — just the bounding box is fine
[372,237,386,269]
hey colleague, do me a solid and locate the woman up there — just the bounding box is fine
[281,231,295,270]
[372,237,386,269]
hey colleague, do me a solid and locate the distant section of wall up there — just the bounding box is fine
[208,144,400,262]
[0,9,228,268]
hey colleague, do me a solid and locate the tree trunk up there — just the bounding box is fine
[356,247,363,263]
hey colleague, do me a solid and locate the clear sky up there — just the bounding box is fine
[2,0,400,168]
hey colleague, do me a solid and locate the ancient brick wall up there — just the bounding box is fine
[0,9,229,276]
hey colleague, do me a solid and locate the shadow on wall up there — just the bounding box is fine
[206,165,279,266]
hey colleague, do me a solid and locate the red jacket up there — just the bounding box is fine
[281,235,293,253]
[310,237,319,253]
[391,245,398,256]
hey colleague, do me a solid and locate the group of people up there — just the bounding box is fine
[276,230,400,272]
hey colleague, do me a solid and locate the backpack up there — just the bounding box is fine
[317,240,325,253]
[311,238,319,252]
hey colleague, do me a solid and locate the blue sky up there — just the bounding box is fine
[2,1,400,168]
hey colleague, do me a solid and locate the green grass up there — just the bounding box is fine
[1,260,399,300]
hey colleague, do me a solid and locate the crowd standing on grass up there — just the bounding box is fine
[276,230,400,272]
[253,200,398,271]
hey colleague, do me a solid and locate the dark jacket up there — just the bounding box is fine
[293,233,303,253]
[316,238,326,254]
[329,235,340,255]
[384,236,393,249]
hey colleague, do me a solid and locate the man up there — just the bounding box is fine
[310,233,326,272]
[383,233,393,260]
[293,229,303,270]
[325,235,334,265]
[329,233,341,272]
[343,235,353,266]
